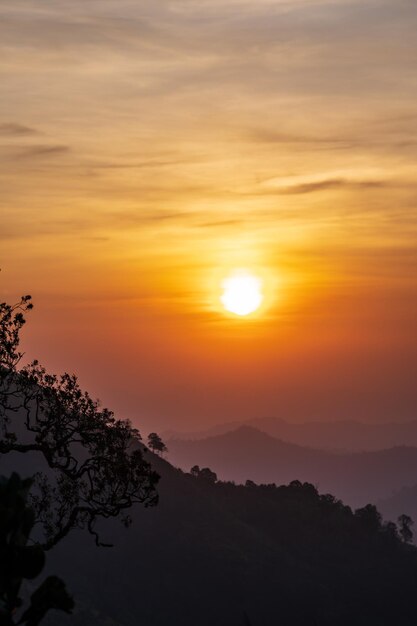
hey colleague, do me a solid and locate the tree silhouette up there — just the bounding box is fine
[354,504,382,534]
[199,467,217,484]
[147,432,167,456]
[398,514,414,544]
[189,466,217,484]
[0,472,74,625]
[0,296,159,550]
[190,465,200,477]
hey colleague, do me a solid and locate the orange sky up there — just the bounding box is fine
[1,0,416,432]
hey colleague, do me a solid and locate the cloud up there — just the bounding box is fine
[259,169,393,195]
[15,145,70,159]
[277,179,386,195]
[1,0,416,261]
[0,123,38,136]
[248,129,352,147]
[198,219,243,228]
[100,209,193,227]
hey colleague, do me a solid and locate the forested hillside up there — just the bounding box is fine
[167,426,417,506]
[41,452,417,626]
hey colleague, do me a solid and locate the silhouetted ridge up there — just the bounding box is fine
[165,417,417,452]
[168,428,417,506]
[42,451,417,626]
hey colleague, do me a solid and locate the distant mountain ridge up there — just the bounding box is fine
[167,425,417,506]
[42,448,417,626]
[164,416,417,452]
[3,420,417,625]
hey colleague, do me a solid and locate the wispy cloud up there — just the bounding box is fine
[1,0,416,261]
[198,219,243,228]
[14,145,70,159]
[259,169,398,195]
[0,123,38,136]
[276,179,387,195]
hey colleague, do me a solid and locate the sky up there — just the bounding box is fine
[1,0,416,433]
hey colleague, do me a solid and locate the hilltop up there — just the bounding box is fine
[165,417,417,452]
[167,425,417,506]
[37,449,417,626]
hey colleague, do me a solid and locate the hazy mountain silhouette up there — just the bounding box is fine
[164,417,417,452]
[1,428,416,625]
[41,450,417,626]
[167,426,417,506]
[3,401,417,624]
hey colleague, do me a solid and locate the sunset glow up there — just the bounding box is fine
[1,0,416,432]
[2,3,417,623]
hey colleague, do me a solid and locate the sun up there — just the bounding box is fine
[220,271,263,316]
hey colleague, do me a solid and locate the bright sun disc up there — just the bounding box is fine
[221,272,263,316]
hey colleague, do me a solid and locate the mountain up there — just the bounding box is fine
[40,451,417,626]
[2,400,417,625]
[164,417,417,452]
[167,426,417,506]
[1,431,417,625]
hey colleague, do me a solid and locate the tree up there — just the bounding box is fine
[0,472,74,625]
[398,514,414,544]
[354,504,382,534]
[190,466,217,484]
[199,467,217,484]
[190,465,200,477]
[147,432,168,456]
[0,296,160,550]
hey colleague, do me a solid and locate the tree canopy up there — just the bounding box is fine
[147,432,167,456]
[0,472,74,625]
[0,296,159,550]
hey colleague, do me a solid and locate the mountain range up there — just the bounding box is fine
[164,416,417,452]
[3,403,417,625]
[167,425,417,507]
[41,450,417,626]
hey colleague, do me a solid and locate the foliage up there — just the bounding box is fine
[398,514,414,544]
[147,433,167,456]
[197,478,417,624]
[38,466,417,626]
[0,296,159,550]
[189,465,217,484]
[0,472,74,625]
